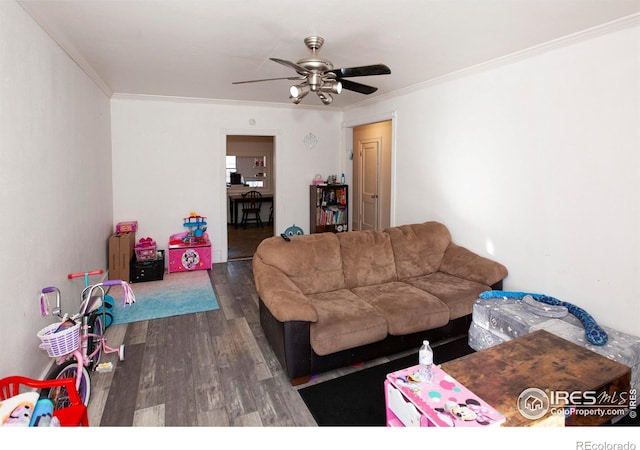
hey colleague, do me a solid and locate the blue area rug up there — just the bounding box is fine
[111,270,219,325]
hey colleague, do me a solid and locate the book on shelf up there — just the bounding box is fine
[318,206,346,225]
[315,186,347,207]
[311,184,349,233]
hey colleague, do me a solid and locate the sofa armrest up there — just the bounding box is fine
[440,243,508,287]
[252,255,318,323]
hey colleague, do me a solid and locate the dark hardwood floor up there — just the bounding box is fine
[79,260,639,430]
[227,224,274,260]
[88,260,407,427]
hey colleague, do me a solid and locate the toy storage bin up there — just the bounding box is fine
[134,238,157,262]
[131,250,165,283]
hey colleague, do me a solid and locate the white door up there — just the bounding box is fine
[359,139,380,231]
[352,120,392,231]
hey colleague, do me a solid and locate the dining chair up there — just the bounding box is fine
[240,190,263,228]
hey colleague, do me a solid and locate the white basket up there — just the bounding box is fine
[37,321,80,358]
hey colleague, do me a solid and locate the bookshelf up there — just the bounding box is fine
[310,184,349,233]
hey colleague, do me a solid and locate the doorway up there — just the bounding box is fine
[227,223,273,260]
[352,120,392,231]
[225,135,276,260]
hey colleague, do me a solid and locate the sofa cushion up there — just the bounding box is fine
[352,281,450,335]
[440,243,508,287]
[404,272,490,320]
[252,254,318,322]
[308,289,389,356]
[385,222,452,279]
[337,230,397,289]
[254,233,346,295]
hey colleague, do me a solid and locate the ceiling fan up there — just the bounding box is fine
[232,36,391,105]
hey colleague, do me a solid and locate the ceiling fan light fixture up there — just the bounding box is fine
[289,83,309,98]
[317,92,333,105]
[319,80,342,95]
[234,36,391,105]
[289,83,310,103]
[233,37,390,105]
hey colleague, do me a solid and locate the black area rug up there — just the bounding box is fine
[298,337,475,426]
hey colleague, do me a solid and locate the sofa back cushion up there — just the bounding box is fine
[385,221,452,279]
[254,233,346,295]
[337,230,397,289]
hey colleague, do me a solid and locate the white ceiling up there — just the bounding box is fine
[18,0,640,109]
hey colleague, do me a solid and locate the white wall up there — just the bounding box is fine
[111,97,343,262]
[345,22,640,336]
[0,2,113,379]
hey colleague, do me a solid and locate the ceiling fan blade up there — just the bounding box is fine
[329,64,391,78]
[232,76,304,85]
[339,79,378,95]
[270,58,310,75]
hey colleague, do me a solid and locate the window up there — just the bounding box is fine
[226,156,237,184]
[226,155,269,188]
[226,135,273,191]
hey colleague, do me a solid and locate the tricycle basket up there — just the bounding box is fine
[37,321,80,358]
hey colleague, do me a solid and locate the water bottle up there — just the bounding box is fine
[341,173,345,185]
[419,340,434,383]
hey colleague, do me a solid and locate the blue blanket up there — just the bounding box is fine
[478,290,608,346]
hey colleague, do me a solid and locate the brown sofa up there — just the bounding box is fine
[253,221,508,384]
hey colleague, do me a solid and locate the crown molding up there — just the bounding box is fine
[21,1,638,111]
[110,92,342,111]
[19,1,114,98]
[345,12,640,112]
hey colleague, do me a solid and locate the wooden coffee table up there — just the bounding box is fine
[440,330,631,426]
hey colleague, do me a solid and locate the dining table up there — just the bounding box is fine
[228,192,273,228]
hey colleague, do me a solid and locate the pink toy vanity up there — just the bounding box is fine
[385,364,505,427]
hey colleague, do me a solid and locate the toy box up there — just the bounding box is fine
[116,221,138,233]
[166,212,212,273]
[134,237,157,262]
[385,364,505,427]
[168,240,212,273]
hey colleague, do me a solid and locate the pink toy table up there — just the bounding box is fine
[385,364,505,427]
